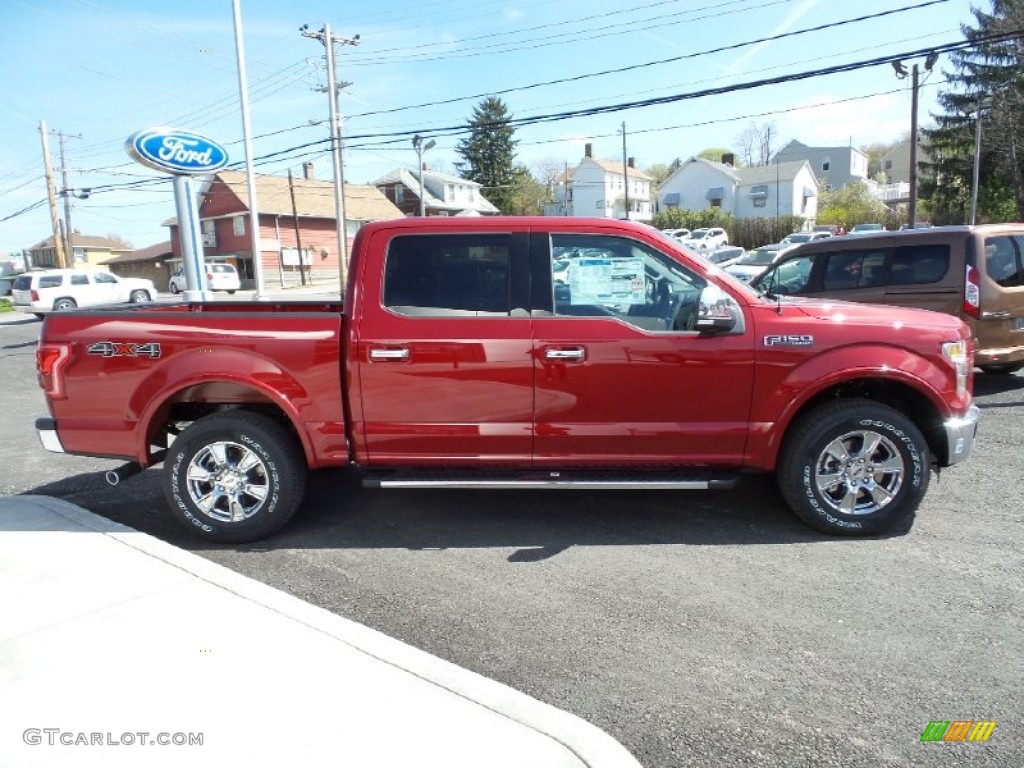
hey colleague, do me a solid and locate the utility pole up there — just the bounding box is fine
[287,169,307,286]
[301,23,359,288]
[38,120,67,269]
[56,129,81,265]
[620,122,630,220]
[411,134,436,216]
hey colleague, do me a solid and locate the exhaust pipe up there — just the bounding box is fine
[105,462,143,486]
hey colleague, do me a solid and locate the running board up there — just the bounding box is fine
[363,469,740,491]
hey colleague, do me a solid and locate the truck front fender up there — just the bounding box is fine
[747,343,955,471]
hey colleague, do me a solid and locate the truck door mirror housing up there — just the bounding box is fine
[696,285,739,332]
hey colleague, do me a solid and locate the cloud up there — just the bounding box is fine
[776,92,910,146]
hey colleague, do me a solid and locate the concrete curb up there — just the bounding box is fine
[4,495,642,768]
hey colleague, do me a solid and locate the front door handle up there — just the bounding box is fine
[544,346,586,361]
[369,347,410,361]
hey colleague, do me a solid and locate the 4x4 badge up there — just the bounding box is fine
[87,341,162,358]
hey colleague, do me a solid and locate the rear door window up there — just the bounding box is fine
[889,244,950,285]
[984,235,1024,287]
[70,274,89,286]
[821,249,887,290]
[383,234,527,316]
[38,275,64,289]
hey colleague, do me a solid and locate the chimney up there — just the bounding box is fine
[584,143,593,158]
[721,153,735,167]
[627,157,635,169]
[303,161,315,180]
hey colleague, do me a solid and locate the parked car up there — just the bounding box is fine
[11,269,155,316]
[750,225,1024,374]
[660,228,691,241]
[169,262,241,294]
[781,231,832,246]
[681,227,729,250]
[725,243,800,282]
[848,223,885,236]
[701,245,745,268]
[813,224,846,237]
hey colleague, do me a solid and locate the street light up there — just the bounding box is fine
[411,134,436,217]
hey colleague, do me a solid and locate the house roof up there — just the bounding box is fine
[100,240,173,265]
[586,158,653,181]
[211,170,404,222]
[736,160,814,186]
[26,233,134,252]
[372,167,500,214]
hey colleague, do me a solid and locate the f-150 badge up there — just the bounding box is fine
[764,334,814,347]
[87,341,162,358]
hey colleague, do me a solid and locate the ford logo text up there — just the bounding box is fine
[125,128,229,175]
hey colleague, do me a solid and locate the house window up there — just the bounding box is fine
[709,198,722,208]
[753,196,767,208]
[884,160,893,171]
[596,200,605,210]
[394,186,405,204]
[822,158,831,172]
[232,216,245,236]
[201,220,215,235]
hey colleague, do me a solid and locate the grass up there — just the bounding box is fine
[0,297,12,312]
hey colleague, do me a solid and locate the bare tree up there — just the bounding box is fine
[735,122,779,166]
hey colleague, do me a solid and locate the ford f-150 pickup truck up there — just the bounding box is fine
[33,217,980,542]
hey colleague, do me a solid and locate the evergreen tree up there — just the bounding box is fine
[921,1,1024,223]
[455,97,520,214]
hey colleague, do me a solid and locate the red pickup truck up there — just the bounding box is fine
[34,217,979,542]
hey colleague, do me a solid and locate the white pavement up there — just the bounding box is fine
[0,496,642,768]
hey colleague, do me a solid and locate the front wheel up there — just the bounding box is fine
[163,411,307,543]
[778,399,930,536]
[129,289,151,303]
[979,363,1023,375]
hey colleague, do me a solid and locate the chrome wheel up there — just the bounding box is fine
[814,429,905,516]
[185,440,269,523]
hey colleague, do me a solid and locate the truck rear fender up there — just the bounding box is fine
[748,344,953,471]
[132,348,335,469]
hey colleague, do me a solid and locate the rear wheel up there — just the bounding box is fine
[778,399,930,536]
[170,282,182,295]
[53,297,77,311]
[129,289,151,303]
[163,411,307,543]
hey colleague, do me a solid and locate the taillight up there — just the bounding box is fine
[963,264,980,318]
[31,289,39,301]
[36,343,72,399]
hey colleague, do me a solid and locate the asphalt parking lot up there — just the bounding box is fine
[1,313,1021,767]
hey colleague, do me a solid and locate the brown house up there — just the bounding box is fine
[26,233,133,270]
[101,241,175,291]
[166,168,404,288]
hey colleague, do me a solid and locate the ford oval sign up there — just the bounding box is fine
[125,127,228,175]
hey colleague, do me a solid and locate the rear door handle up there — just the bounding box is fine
[369,347,410,361]
[544,346,586,361]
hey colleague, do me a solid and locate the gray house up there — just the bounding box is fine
[773,140,869,191]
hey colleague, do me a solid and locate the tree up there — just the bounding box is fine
[105,233,134,249]
[921,0,1024,223]
[861,139,900,180]
[735,122,778,166]
[455,96,520,213]
[507,165,549,215]
[817,181,897,230]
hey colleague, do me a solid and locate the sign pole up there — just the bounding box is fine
[173,176,210,302]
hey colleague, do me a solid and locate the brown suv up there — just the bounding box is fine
[751,225,1024,374]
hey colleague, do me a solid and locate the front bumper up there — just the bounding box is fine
[35,417,65,454]
[941,404,980,466]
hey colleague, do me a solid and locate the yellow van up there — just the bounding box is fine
[752,225,1024,374]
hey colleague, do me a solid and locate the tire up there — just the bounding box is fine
[129,289,151,303]
[163,411,307,543]
[170,282,182,295]
[979,363,1023,375]
[228,289,236,294]
[53,297,77,311]
[777,399,930,536]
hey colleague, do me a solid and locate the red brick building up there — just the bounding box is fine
[166,168,404,288]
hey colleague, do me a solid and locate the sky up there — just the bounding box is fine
[0,0,980,254]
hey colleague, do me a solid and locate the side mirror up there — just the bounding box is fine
[696,285,738,332]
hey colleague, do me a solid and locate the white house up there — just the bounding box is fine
[658,156,819,221]
[547,144,653,221]
[374,167,499,216]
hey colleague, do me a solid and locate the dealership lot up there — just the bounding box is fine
[1,315,1021,767]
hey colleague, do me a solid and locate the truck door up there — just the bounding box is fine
[353,230,535,466]
[531,231,756,467]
